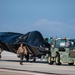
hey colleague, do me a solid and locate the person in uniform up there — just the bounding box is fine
[23,45,29,62]
[0,49,1,60]
[17,44,24,65]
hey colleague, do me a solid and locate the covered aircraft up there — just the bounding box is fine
[0,31,50,61]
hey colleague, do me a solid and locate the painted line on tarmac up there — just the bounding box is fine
[0,69,48,75]
[0,68,66,75]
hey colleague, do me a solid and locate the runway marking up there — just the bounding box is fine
[0,69,52,75]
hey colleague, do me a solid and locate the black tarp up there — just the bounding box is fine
[0,31,50,56]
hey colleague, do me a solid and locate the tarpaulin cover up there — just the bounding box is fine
[0,31,50,56]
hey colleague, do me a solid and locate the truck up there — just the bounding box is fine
[46,38,75,65]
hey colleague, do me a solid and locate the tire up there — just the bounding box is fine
[0,54,1,58]
[0,54,1,60]
[68,62,74,65]
[47,56,53,65]
[55,52,61,65]
[33,57,36,62]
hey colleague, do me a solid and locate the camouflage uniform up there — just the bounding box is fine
[17,46,24,65]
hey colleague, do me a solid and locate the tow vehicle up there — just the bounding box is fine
[47,38,75,65]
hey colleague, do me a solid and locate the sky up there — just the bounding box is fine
[0,0,75,39]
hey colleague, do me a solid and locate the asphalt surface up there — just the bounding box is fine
[0,69,52,75]
[0,51,75,75]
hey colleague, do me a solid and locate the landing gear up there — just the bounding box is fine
[0,48,3,60]
[25,52,29,62]
[30,57,36,62]
[0,54,1,60]
[33,57,36,62]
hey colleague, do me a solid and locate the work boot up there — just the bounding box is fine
[20,62,23,65]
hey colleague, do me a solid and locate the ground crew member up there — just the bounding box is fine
[23,45,28,55]
[17,44,24,65]
[23,45,29,62]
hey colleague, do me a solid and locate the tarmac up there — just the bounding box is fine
[0,51,75,75]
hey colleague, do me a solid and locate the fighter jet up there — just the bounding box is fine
[0,31,50,61]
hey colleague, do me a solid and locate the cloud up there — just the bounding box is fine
[35,18,63,26]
